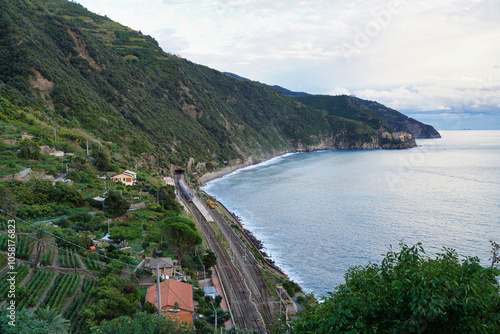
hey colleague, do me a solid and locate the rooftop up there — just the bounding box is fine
[145,279,193,312]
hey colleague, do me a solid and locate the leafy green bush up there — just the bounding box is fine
[293,243,500,333]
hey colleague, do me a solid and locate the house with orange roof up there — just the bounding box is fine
[110,170,137,186]
[145,279,194,324]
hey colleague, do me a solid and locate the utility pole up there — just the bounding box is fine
[54,127,57,142]
[86,140,89,156]
[212,302,217,331]
[157,263,162,316]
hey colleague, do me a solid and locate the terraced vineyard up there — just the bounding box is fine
[17,269,55,309]
[0,234,32,260]
[59,248,81,268]
[0,259,96,333]
[64,277,97,333]
[83,253,101,271]
[0,264,30,300]
[41,273,81,312]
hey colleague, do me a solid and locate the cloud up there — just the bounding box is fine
[355,81,500,112]
[328,87,351,96]
[77,0,500,128]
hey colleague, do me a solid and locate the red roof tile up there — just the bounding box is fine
[145,279,194,323]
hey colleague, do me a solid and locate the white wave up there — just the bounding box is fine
[202,152,301,190]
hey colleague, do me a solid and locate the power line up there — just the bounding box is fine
[0,209,154,278]
[10,227,154,280]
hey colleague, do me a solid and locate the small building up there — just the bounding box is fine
[40,145,63,155]
[144,257,175,278]
[49,151,65,157]
[110,170,137,186]
[203,286,218,299]
[145,279,194,324]
[164,177,175,186]
[21,133,34,140]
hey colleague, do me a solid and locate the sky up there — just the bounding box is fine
[76,0,500,130]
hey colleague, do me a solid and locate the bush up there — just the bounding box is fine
[57,218,70,228]
[293,243,500,333]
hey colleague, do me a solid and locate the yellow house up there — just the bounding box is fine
[111,170,137,186]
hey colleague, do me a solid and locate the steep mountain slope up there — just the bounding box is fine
[274,86,440,139]
[0,0,390,172]
[354,98,441,138]
[293,95,396,132]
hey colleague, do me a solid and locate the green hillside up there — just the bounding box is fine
[0,0,391,174]
[293,94,396,132]
[354,98,441,138]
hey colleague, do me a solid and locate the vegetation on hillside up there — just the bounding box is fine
[293,94,396,132]
[0,0,393,174]
[292,243,500,333]
[274,85,441,139]
[355,98,441,138]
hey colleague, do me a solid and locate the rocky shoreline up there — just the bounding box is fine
[198,139,417,187]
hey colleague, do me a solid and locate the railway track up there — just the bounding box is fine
[208,202,277,326]
[175,176,269,332]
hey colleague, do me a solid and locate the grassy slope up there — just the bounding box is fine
[0,0,380,171]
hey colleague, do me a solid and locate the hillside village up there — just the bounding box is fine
[0,115,309,333]
[0,122,253,333]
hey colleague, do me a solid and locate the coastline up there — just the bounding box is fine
[197,133,421,187]
[196,142,425,297]
[198,150,294,187]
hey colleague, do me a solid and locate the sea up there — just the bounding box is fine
[202,130,500,299]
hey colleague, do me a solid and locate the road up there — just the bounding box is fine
[175,175,276,333]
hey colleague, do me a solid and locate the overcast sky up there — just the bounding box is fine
[76,0,500,129]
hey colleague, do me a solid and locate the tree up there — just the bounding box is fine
[70,156,87,171]
[92,148,112,171]
[202,249,217,269]
[164,216,197,230]
[80,274,140,329]
[19,138,41,159]
[292,243,500,334]
[104,190,130,216]
[163,220,202,266]
[159,185,182,214]
[52,182,83,206]
[143,301,157,314]
[29,224,54,264]
[92,311,193,334]
[35,306,70,334]
[0,307,50,333]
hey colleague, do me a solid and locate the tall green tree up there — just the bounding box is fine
[29,225,54,264]
[202,249,217,269]
[104,190,130,216]
[92,148,112,171]
[19,138,41,160]
[163,219,202,266]
[293,243,500,334]
[159,185,182,214]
